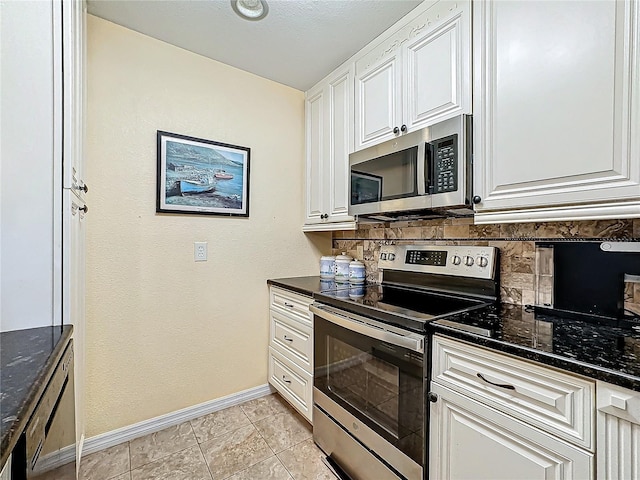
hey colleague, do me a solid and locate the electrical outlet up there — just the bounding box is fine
[194,242,207,262]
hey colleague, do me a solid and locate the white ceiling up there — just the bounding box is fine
[86,0,423,91]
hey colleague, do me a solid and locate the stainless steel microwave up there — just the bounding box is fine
[349,115,473,220]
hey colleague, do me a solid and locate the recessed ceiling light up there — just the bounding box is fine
[231,0,269,21]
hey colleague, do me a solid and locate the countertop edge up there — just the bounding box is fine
[267,277,318,297]
[430,323,640,392]
[0,325,74,470]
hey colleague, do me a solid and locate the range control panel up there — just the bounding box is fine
[378,245,498,280]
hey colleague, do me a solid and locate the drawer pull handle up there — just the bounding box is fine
[283,335,294,342]
[282,375,291,384]
[477,373,515,390]
[284,302,294,308]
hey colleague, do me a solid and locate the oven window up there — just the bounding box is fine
[351,146,418,205]
[314,317,424,465]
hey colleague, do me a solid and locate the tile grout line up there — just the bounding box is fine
[126,422,201,476]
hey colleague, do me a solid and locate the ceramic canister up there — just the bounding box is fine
[320,256,336,279]
[349,284,366,298]
[334,253,353,283]
[348,260,366,284]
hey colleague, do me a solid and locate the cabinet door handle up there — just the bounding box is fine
[282,375,291,384]
[393,126,400,135]
[79,205,88,214]
[283,335,294,342]
[400,124,407,132]
[283,302,294,308]
[477,373,516,390]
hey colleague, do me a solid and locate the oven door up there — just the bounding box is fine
[311,303,425,480]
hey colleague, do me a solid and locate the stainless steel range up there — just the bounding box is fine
[311,244,499,480]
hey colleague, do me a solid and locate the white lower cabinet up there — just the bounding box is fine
[596,381,640,480]
[429,383,593,480]
[268,287,314,423]
[429,336,595,480]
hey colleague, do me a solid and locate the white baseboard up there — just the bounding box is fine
[34,383,274,473]
[83,383,274,456]
[32,443,76,475]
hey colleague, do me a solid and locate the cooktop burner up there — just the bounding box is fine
[313,245,500,333]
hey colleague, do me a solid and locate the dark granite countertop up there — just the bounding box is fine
[0,325,73,469]
[431,303,640,392]
[267,276,348,297]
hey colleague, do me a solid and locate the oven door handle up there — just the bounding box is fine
[310,303,424,353]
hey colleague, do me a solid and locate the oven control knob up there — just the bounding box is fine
[388,253,396,261]
[464,256,474,266]
[380,253,387,260]
[452,255,462,265]
[476,256,489,268]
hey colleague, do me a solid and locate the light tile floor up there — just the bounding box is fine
[34,394,337,480]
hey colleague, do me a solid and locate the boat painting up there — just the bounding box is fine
[179,179,215,194]
[214,170,234,180]
[157,131,250,216]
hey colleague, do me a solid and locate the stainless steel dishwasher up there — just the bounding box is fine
[25,342,75,478]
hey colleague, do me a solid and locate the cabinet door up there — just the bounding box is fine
[355,52,402,150]
[473,0,640,223]
[62,0,86,197]
[596,381,640,480]
[403,1,471,132]
[63,190,86,465]
[303,66,356,232]
[429,383,593,480]
[305,86,325,224]
[326,66,353,222]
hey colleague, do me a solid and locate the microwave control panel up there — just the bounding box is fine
[432,134,458,194]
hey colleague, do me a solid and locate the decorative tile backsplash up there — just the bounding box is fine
[332,218,640,306]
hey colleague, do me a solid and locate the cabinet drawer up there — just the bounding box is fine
[270,287,313,327]
[270,310,312,372]
[269,347,313,423]
[432,335,595,450]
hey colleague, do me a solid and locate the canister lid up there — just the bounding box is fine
[335,252,352,262]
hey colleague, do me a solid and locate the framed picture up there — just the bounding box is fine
[351,170,383,205]
[156,131,250,217]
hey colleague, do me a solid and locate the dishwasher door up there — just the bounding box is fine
[25,342,75,478]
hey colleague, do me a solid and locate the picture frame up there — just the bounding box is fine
[156,131,250,217]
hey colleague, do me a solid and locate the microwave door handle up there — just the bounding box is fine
[417,142,427,195]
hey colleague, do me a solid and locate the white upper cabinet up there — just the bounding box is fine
[355,52,402,148]
[62,0,87,201]
[304,63,356,231]
[354,0,471,151]
[473,0,640,223]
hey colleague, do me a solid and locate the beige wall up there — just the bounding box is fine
[85,16,330,437]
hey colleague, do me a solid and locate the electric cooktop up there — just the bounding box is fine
[313,244,500,333]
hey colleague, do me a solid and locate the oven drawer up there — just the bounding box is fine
[268,347,312,422]
[432,335,595,450]
[270,287,313,327]
[270,310,312,371]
